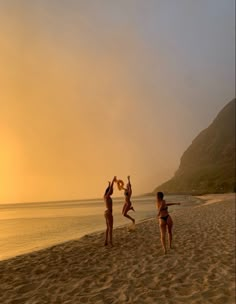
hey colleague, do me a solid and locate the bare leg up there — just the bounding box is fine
[105,230,108,246]
[124,213,135,224]
[123,205,135,224]
[122,204,135,224]
[109,215,113,246]
[167,217,173,249]
[168,228,172,249]
[104,216,109,246]
[122,204,126,215]
[159,221,167,254]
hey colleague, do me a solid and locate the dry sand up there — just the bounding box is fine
[0,193,235,304]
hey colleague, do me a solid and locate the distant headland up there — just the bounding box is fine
[154,99,236,195]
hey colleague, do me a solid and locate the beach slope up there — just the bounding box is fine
[0,194,235,304]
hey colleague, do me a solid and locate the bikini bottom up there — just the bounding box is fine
[160,215,169,222]
[104,210,112,217]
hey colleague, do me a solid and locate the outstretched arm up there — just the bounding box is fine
[166,203,181,206]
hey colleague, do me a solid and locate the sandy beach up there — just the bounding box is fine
[0,193,235,304]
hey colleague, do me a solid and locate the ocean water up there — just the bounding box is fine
[0,195,193,261]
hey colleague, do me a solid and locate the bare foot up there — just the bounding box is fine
[104,242,108,246]
[131,206,135,212]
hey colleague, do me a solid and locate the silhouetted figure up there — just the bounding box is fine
[104,176,116,247]
[156,191,180,254]
[122,176,135,225]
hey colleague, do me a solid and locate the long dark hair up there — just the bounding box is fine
[157,191,164,200]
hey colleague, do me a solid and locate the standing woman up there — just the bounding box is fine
[122,176,135,225]
[156,191,180,254]
[104,176,116,247]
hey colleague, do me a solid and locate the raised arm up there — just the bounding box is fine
[111,176,116,187]
[107,176,116,195]
[127,176,132,195]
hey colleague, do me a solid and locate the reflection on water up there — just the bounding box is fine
[0,195,194,260]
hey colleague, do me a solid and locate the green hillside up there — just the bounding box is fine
[154,99,236,195]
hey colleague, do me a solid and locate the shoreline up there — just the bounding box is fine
[0,193,235,303]
[0,194,198,262]
[0,216,157,263]
[0,194,201,262]
[0,193,231,262]
[0,193,156,206]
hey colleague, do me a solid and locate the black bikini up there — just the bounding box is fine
[160,206,169,222]
[160,215,169,222]
[161,206,168,211]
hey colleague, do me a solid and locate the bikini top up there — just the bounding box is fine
[160,206,168,211]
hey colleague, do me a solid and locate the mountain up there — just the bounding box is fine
[154,99,236,195]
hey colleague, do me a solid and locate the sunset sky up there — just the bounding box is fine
[0,0,235,203]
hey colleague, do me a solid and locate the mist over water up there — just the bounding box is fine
[0,195,196,260]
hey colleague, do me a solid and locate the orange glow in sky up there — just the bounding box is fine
[0,1,234,203]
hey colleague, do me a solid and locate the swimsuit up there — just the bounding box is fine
[160,206,168,211]
[159,205,168,221]
[160,215,169,222]
[104,209,112,217]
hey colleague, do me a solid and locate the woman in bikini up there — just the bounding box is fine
[122,176,135,225]
[104,176,116,247]
[156,191,180,254]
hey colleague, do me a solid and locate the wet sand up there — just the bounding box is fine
[0,193,235,304]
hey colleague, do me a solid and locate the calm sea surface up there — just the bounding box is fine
[0,195,196,260]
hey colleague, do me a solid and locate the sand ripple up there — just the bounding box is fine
[0,194,235,303]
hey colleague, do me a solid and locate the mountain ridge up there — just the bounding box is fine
[154,99,236,195]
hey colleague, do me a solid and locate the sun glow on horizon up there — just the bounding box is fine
[0,1,234,203]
